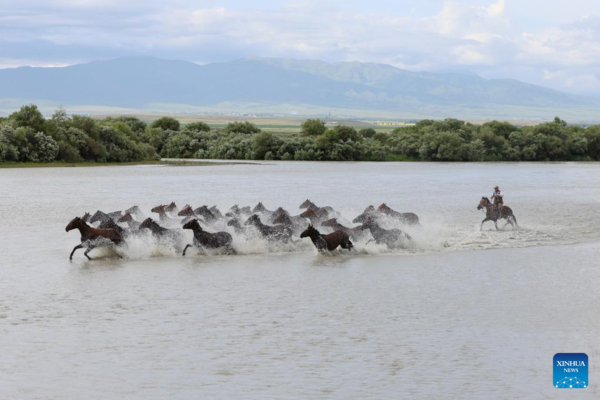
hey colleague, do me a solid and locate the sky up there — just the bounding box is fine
[1,0,600,95]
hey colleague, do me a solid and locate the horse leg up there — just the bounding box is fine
[69,244,83,260]
[494,220,499,231]
[511,215,519,228]
[182,244,192,256]
[480,218,489,231]
[83,245,95,260]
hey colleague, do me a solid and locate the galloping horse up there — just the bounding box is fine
[245,214,293,243]
[360,218,412,249]
[178,205,196,217]
[209,206,223,219]
[151,204,179,225]
[182,219,233,256]
[65,217,123,260]
[477,197,518,230]
[252,202,273,214]
[321,218,366,241]
[118,212,141,230]
[300,225,354,253]
[377,204,420,225]
[352,205,377,224]
[193,205,218,223]
[164,202,179,214]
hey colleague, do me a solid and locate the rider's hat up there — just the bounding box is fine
[494,186,499,189]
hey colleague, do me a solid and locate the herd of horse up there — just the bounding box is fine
[65,197,518,260]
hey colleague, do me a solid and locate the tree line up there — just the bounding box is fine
[1,104,599,164]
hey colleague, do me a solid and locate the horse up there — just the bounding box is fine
[252,202,273,214]
[360,218,412,249]
[81,212,91,222]
[65,217,123,260]
[151,204,179,225]
[225,204,251,218]
[193,205,218,224]
[299,209,329,226]
[178,204,196,217]
[97,218,127,237]
[299,199,335,214]
[90,210,121,225]
[164,202,179,214]
[139,218,182,250]
[118,212,141,230]
[227,218,248,236]
[182,219,234,255]
[321,218,366,241]
[209,206,223,219]
[377,203,420,226]
[300,225,354,253]
[477,197,518,230]
[271,211,308,236]
[352,205,378,224]
[125,205,144,219]
[244,214,293,243]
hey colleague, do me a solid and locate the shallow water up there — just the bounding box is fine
[0,162,599,399]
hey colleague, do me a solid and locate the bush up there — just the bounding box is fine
[301,119,327,136]
[151,117,180,131]
[186,122,211,132]
[359,128,377,138]
[225,121,261,134]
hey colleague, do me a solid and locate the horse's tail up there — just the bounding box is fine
[511,214,518,227]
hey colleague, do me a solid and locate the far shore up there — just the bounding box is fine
[0,160,253,169]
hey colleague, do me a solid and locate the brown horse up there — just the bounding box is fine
[151,204,179,225]
[178,204,196,217]
[300,209,330,226]
[321,218,366,241]
[118,212,141,230]
[477,197,518,230]
[66,217,123,260]
[300,225,353,253]
[182,219,234,255]
[164,202,178,214]
[377,203,420,225]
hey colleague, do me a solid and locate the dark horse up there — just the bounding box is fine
[139,218,182,251]
[321,218,366,241]
[245,214,293,243]
[360,218,412,249]
[377,203,420,225]
[182,219,233,256]
[66,217,123,260]
[477,197,518,230]
[300,225,353,253]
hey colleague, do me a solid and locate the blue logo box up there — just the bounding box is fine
[554,353,588,389]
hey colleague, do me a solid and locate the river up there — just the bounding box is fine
[0,162,599,399]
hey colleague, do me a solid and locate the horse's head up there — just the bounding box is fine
[125,205,140,214]
[151,205,165,214]
[378,203,391,212]
[359,217,376,230]
[299,199,313,209]
[182,219,201,231]
[209,206,222,218]
[66,217,84,232]
[227,218,241,228]
[272,212,292,226]
[194,205,215,220]
[300,224,319,238]
[229,204,240,212]
[244,214,260,226]
[118,212,133,223]
[178,205,194,217]
[89,210,105,224]
[139,218,154,230]
[315,208,329,218]
[81,212,91,222]
[353,206,374,224]
[252,202,266,213]
[300,209,317,220]
[165,202,178,212]
[321,218,337,228]
[477,197,490,210]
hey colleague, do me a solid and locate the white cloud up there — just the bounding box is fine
[0,0,599,95]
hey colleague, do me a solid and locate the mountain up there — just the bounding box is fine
[0,56,598,119]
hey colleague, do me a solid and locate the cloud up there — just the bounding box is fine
[0,0,599,95]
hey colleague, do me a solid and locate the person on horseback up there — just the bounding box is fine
[491,186,503,215]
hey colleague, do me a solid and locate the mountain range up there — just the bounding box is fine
[1,56,599,119]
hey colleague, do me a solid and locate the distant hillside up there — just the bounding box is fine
[1,56,599,119]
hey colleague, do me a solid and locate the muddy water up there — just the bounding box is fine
[0,162,599,399]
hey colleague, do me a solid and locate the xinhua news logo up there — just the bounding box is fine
[554,353,588,389]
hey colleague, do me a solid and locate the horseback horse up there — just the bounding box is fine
[477,197,518,230]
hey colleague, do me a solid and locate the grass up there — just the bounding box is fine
[0,160,223,169]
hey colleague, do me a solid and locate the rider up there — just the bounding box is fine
[491,186,503,214]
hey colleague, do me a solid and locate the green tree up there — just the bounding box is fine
[225,121,261,134]
[359,128,377,138]
[253,132,277,159]
[10,104,46,132]
[151,117,180,131]
[301,119,327,136]
[186,122,211,132]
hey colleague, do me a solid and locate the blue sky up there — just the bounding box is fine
[1,0,600,95]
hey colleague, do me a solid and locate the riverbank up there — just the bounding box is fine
[0,160,247,168]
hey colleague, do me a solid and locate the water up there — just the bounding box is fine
[1,162,599,399]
